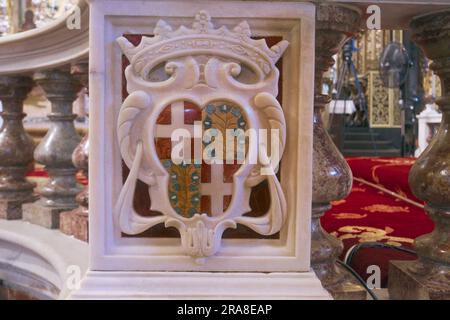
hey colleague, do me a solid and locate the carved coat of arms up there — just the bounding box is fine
[115,11,289,261]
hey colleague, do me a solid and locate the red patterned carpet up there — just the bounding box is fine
[321,157,434,287]
[27,167,88,185]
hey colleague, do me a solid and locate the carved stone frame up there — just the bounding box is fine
[89,0,315,272]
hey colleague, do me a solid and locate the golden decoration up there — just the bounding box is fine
[394,187,408,199]
[332,213,368,219]
[331,199,346,206]
[336,225,414,246]
[362,204,409,213]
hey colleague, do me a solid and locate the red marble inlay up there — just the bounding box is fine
[201,162,211,183]
[156,105,172,125]
[125,34,144,46]
[223,163,240,183]
[184,101,202,124]
[201,195,211,214]
[155,138,172,159]
[223,195,232,212]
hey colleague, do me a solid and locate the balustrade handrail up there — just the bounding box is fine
[0,0,88,75]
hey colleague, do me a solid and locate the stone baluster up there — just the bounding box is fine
[389,10,450,300]
[60,62,89,241]
[311,4,366,300]
[23,69,82,228]
[0,76,37,219]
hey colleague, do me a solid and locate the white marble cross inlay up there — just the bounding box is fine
[155,101,233,216]
[200,164,233,216]
[155,101,196,138]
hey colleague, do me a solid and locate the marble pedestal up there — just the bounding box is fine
[75,0,328,300]
[389,261,450,300]
[315,262,368,300]
[0,199,33,220]
[22,200,73,229]
[60,210,88,241]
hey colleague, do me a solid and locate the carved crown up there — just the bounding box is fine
[117,10,288,79]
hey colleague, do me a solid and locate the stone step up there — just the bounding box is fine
[344,127,375,133]
[343,132,381,141]
[343,148,401,157]
[343,140,395,150]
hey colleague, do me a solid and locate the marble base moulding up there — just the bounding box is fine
[0,219,88,299]
[70,271,329,300]
[72,0,330,299]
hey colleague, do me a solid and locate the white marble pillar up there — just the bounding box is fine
[71,0,329,299]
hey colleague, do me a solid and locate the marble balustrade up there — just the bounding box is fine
[0,65,89,237]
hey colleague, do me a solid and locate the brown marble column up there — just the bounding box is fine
[389,10,450,300]
[23,69,82,228]
[311,4,366,300]
[0,76,37,219]
[60,62,89,241]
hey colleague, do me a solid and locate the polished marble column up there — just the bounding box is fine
[60,62,89,241]
[0,76,37,219]
[23,69,82,228]
[311,3,366,300]
[389,9,450,300]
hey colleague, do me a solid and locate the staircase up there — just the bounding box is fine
[342,127,401,157]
